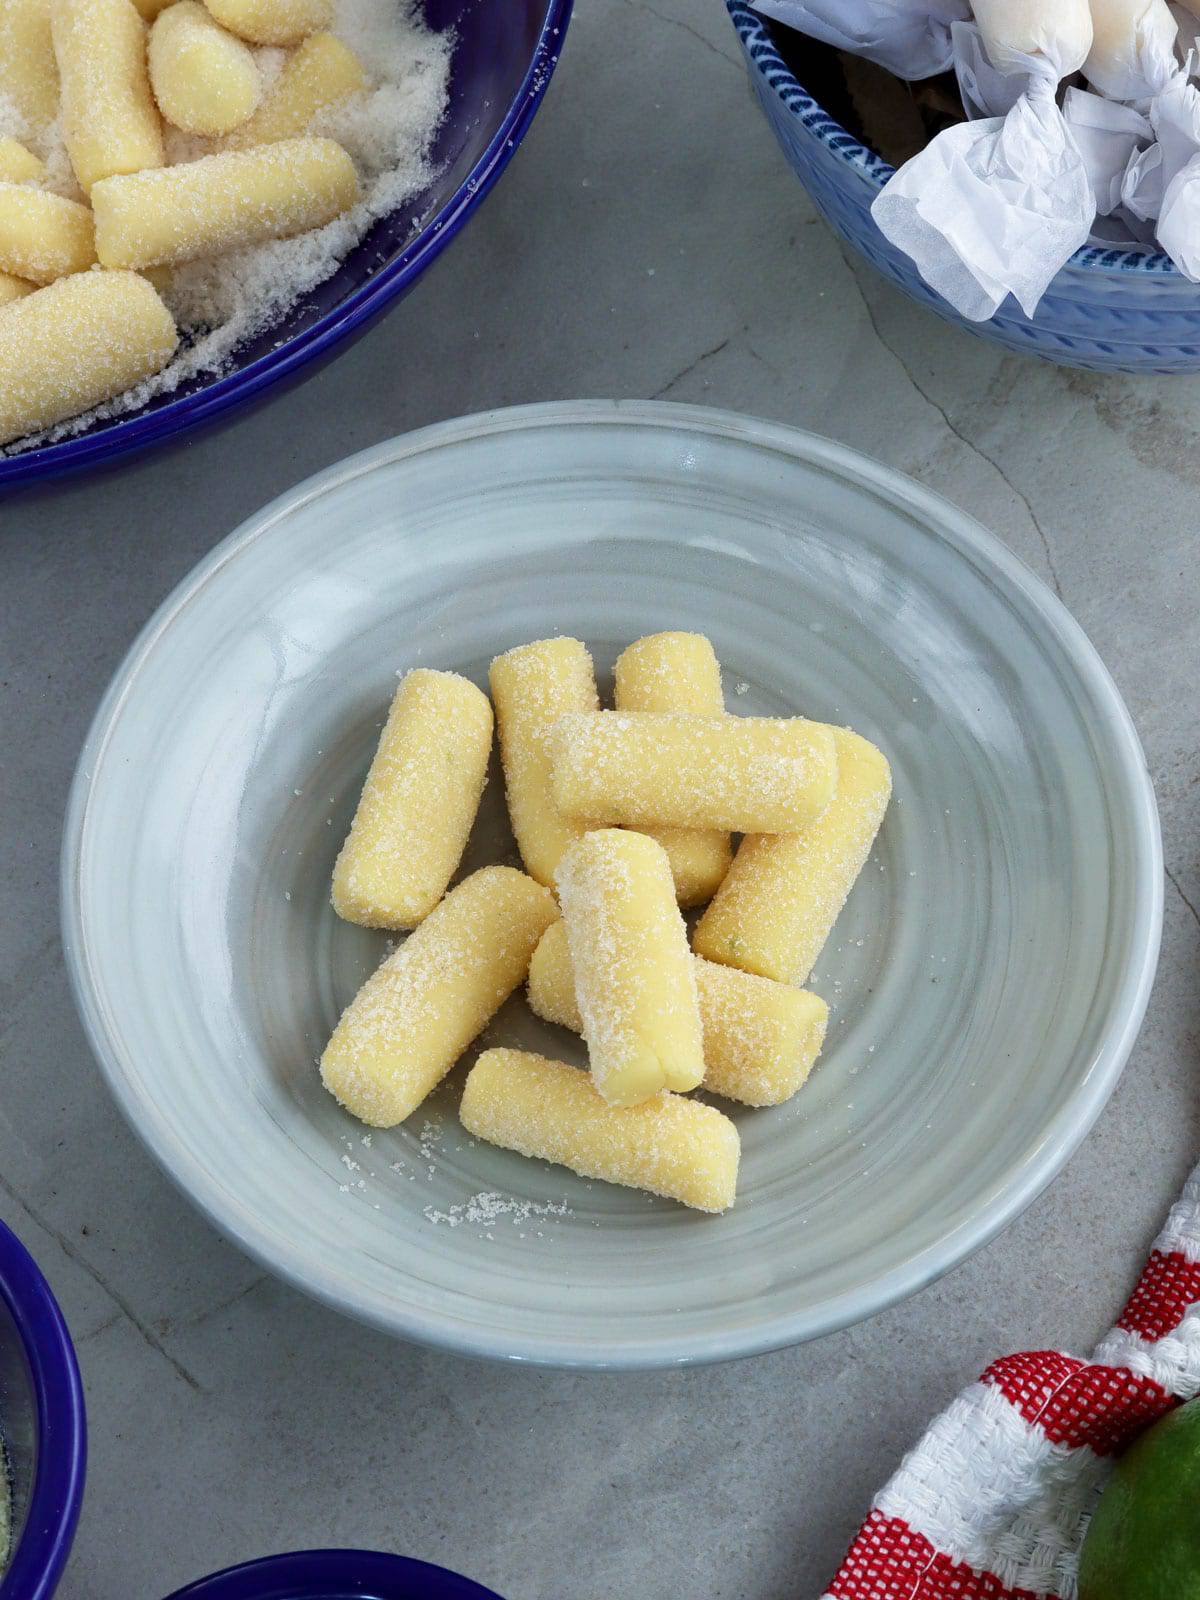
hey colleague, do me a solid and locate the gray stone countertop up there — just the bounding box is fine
[1,2,1198,1596]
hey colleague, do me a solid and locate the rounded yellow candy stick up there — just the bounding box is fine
[528,919,828,1108]
[320,866,557,1128]
[489,637,599,887]
[149,2,262,136]
[613,632,731,907]
[128,0,175,17]
[695,727,892,986]
[53,0,165,195]
[0,270,177,445]
[203,0,331,46]
[226,32,365,148]
[0,0,58,129]
[0,272,35,307]
[551,711,839,835]
[460,1049,740,1214]
[0,184,95,283]
[0,138,45,184]
[554,829,705,1107]
[92,137,360,269]
[331,669,494,931]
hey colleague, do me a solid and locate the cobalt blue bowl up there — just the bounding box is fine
[1,0,572,488]
[163,1551,504,1598]
[0,1219,87,1600]
[726,0,1200,373]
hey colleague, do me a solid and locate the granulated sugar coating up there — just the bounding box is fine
[331,668,493,930]
[526,919,829,1108]
[695,727,893,987]
[0,0,451,453]
[489,638,600,887]
[611,630,732,907]
[0,270,178,444]
[554,828,704,1108]
[550,709,841,834]
[423,1190,572,1230]
[320,865,556,1127]
[461,1049,740,1214]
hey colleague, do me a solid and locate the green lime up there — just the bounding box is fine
[1079,1399,1200,1599]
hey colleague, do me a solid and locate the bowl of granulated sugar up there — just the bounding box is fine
[0,0,571,487]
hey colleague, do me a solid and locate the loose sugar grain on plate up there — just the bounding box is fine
[0,0,452,453]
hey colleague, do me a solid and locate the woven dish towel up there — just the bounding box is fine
[824,1161,1200,1599]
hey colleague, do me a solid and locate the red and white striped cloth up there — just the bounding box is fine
[825,1163,1200,1599]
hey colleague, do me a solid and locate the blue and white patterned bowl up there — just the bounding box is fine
[726,0,1200,373]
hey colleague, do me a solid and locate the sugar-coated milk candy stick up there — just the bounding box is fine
[129,0,175,16]
[489,637,600,887]
[149,1,262,136]
[460,1049,740,1213]
[554,829,704,1107]
[320,866,556,1128]
[695,728,891,987]
[53,0,165,195]
[528,919,828,1108]
[0,270,177,445]
[331,669,493,931]
[0,273,35,307]
[613,632,732,907]
[203,0,331,46]
[0,138,45,184]
[0,0,58,128]
[226,32,365,148]
[0,185,95,283]
[92,137,359,268]
[551,711,839,835]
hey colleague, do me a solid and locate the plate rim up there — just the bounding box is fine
[59,399,1164,1368]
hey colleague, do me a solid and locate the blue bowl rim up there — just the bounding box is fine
[0,1219,87,1600]
[723,0,1181,280]
[162,1550,503,1598]
[60,398,1164,1369]
[0,0,574,487]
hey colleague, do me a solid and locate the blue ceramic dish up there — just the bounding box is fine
[0,0,572,489]
[726,0,1200,373]
[163,1550,503,1598]
[0,1220,86,1600]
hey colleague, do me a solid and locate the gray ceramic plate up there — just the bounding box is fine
[62,401,1162,1368]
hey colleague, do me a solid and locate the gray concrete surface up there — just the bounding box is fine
[2,2,1199,1596]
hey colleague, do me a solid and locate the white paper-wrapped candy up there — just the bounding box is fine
[1082,0,1200,276]
[871,0,1096,319]
[951,19,1031,118]
[1063,85,1154,218]
[1086,0,1180,98]
[749,0,970,80]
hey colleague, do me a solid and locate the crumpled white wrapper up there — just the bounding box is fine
[1063,85,1154,213]
[1084,7,1200,274]
[748,0,969,80]
[951,20,1031,119]
[871,36,1095,320]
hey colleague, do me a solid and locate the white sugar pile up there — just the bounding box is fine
[0,0,452,454]
[423,1191,572,1231]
